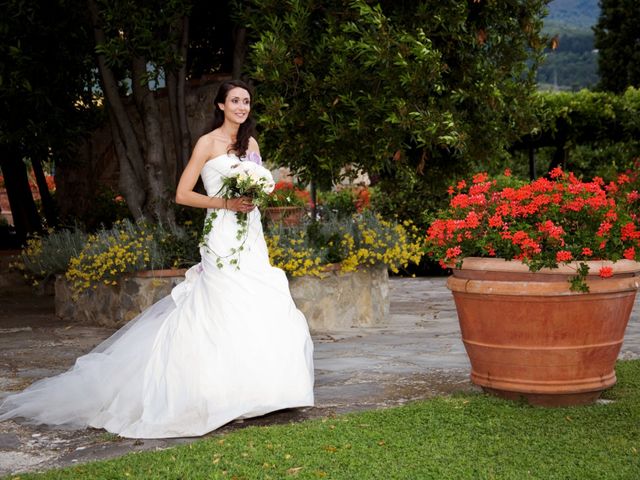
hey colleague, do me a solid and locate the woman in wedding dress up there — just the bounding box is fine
[0,80,315,439]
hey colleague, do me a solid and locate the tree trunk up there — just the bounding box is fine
[166,70,182,184]
[232,27,247,80]
[31,156,57,228]
[131,57,175,225]
[176,16,191,175]
[108,108,145,219]
[87,0,147,218]
[168,15,191,185]
[0,153,41,245]
[310,179,317,222]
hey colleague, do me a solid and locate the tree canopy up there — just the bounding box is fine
[594,0,640,92]
[245,0,548,221]
[0,0,96,241]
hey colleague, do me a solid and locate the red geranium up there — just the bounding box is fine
[426,167,640,291]
[267,181,312,208]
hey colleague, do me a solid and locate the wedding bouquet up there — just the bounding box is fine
[201,161,275,268]
[222,161,276,210]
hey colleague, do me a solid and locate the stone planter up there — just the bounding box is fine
[289,264,389,332]
[447,257,640,406]
[55,269,187,328]
[55,264,390,332]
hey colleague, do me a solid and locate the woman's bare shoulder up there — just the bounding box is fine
[195,130,228,158]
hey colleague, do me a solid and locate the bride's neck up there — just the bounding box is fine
[219,123,239,141]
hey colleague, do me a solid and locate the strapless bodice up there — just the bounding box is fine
[201,154,241,197]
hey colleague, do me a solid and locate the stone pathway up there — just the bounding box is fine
[1,277,639,476]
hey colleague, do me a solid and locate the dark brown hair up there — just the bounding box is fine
[211,80,256,157]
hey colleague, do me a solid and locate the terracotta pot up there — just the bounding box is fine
[447,257,640,406]
[263,206,306,226]
[132,268,188,278]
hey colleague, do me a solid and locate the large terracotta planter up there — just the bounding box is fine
[447,257,640,406]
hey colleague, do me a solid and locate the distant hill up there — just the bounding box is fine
[537,0,600,90]
[545,0,600,28]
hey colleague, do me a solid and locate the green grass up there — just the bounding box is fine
[10,360,640,480]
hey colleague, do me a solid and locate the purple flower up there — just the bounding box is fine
[245,151,262,166]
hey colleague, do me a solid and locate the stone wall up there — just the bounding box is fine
[55,270,186,329]
[54,265,390,331]
[289,265,389,332]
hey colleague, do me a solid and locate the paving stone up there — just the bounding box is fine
[0,433,20,450]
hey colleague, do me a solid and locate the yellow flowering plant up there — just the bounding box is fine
[11,229,87,287]
[265,212,424,277]
[66,220,155,297]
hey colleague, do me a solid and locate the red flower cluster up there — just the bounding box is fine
[354,187,371,212]
[426,167,640,282]
[269,181,312,207]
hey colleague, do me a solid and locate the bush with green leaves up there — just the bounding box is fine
[14,228,88,285]
[265,211,424,276]
[65,219,201,295]
[245,0,547,217]
[512,87,640,180]
[15,219,201,293]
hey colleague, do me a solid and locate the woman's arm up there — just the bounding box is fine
[175,138,225,209]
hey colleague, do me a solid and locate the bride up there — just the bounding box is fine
[0,80,315,439]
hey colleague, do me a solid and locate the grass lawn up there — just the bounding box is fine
[9,360,640,480]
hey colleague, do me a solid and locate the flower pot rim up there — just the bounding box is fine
[131,268,188,278]
[455,257,640,276]
[263,205,307,211]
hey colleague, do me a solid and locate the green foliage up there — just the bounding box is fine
[17,219,200,295]
[245,0,547,223]
[0,0,97,159]
[12,228,88,284]
[94,0,192,78]
[77,186,134,231]
[266,211,424,275]
[515,87,640,178]
[369,162,462,227]
[594,0,640,92]
[20,360,640,479]
[317,187,369,219]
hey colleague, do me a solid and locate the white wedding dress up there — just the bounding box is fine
[0,153,315,439]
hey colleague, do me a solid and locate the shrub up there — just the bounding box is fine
[317,187,371,218]
[12,228,88,286]
[265,211,424,277]
[266,181,311,207]
[65,220,199,297]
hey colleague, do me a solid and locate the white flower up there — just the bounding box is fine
[236,171,250,182]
